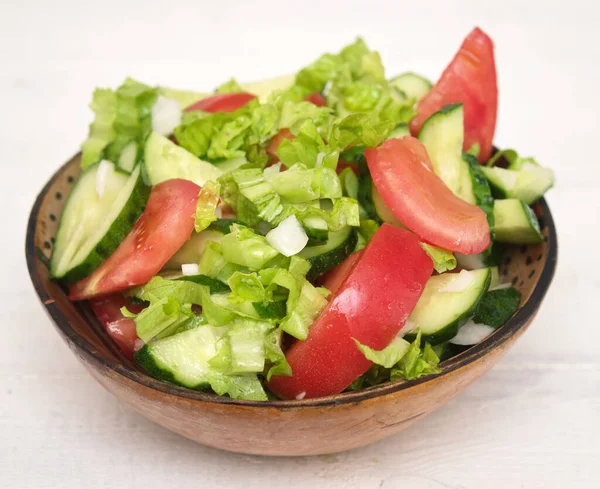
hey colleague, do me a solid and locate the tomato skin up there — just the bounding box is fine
[304,92,327,107]
[409,27,497,162]
[89,295,145,359]
[70,179,200,300]
[267,225,433,399]
[185,92,256,113]
[335,161,359,176]
[365,137,490,254]
[318,250,363,296]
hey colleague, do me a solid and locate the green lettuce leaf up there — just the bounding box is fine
[220,225,280,270]
[339,166,359,200]
[227,271,267,304]
[215,78,245,94]
[279,280,328,340]
[420,243,457,273]
[210,373,267,401]
[353,336,411,369]
[104,78,158,164]
[81,88,117,168]
[356,218,380,250]
[195,181,221,232]
[267,164,342,203]
[390,331,441,381]
[264,328,292,380]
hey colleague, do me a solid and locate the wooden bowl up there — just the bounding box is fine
[26,153,557,456]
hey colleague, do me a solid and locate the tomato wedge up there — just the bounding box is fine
[90,295,145,359]
[70,179,200,300]
[304,92,327,107]
[365,137,490,254]
[185,92,256,113]
[267,225,433,399]
[409,27,498,162]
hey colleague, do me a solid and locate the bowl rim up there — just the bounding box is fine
[26,153,558,409]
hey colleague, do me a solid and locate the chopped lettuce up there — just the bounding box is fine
[391,331,441,381]
[195,181,221,232]
[220,225,280,270]
[353,336,410,369]
[215,78,245,94]
[81,89,117,168]
[420,243,457,273]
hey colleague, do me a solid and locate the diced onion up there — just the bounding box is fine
[266,215,308,257]
[181,263,199,276]
[398,318,417,337]
[95,160,114,198]
[151,96,182,136]
[134,339,145,352]
[295,391,306,400]
[450,320,495,345]
[438,269,475,293]
[214,205,223,218]
[489,282,512,291]
[455,253,486,270]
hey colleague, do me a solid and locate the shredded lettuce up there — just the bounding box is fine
[215,78,245,94]
[195,181,221,232]
[267,164,342,203]
[227,271,266,304]
[420,243,457,273]
[353,336,411,369]
[356,219,380,250]
[81,89,117,168]
[220,225,280,270]
[391,331,441,381]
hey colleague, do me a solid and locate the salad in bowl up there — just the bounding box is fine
[48,27,554,402]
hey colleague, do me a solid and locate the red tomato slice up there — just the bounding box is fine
[185,92,256,113]
[409,27,498,162]
[365,137,490,254]
[267,225,433,399]
[318,250,363,296]
[90,295,145,359]
[304,92,327,107]
[335,160,359,176]
[70,179,200,300]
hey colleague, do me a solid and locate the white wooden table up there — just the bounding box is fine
[2,1,598,487]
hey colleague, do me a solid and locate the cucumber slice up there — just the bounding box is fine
[456,243,504,270]
[299,226,358,280]
[371,181,405,228]
[117,141,139,173]
[461,153,495,229]
[407,268,491,345]
[164,229,225,270]
[208,218,245,234]
[386,123,410,140]
[50,163,149,282]
[419,104,471,199]
[144,131,222,186]
[135,325,226,389]
[389,72,432,101]
[481,164,554,205]
[302,216,329,246]
[493,199,543,244]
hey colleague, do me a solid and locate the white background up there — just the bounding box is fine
[1,1,598,487]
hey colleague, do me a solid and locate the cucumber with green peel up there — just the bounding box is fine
[135,325,226,389]
[371,181,405,228]
[481,164,554,205]
[117,140,139,173]
[207,218,245,234]
[385,123,410,140]
[493,199,543,244]
[473,287,522,328]
[406,268,492,345]
[456,243,504,270]
[389,72,432,101]
[144,131,222,186]
[159,270,230,294]
[302,216,329,246]
[299,226,358,280]
[461,153,495,231]
[50,162,149,283]
[419,103,471,199]
[252,300,287,319]
[164,229,225,270]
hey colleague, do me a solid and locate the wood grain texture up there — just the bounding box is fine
[25,152,555,455]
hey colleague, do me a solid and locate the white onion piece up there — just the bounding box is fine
[263,162,282,179]
[438,269,475,293]
[295,391,306,400]
[214,205,223,218]
[489,282,512,291]
[95,160,114,198]
[266,215,308,257]
[151,96,182,136]
[181,263,199,276]
[134,339,145,352]
[450,321,495,345]
[315,152,326,167]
